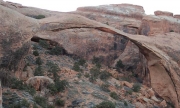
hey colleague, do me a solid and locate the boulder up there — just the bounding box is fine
[160,100,167,107]
[121,81,133,88]
[26,76,54,90]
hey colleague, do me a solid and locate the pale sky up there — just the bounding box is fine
[3,0,180,15]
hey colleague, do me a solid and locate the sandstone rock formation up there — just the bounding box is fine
[154,10,173,17]
[1,1,180,107]
[26,76,54,90]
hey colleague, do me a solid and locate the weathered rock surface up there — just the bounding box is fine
[140,15,180,36]
[154,10,173,17]
[26,76,54,90]
[174,15,180,19]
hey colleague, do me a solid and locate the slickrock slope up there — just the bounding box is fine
[1,1,180,108]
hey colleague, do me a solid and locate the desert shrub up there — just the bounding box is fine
[0,43,29,71]
[89,76,96,83]
[110,92,119,100]
[72,62,81,72]
[31,15,45,19]
[100,84,110,92]
[77,58,86,66]
[47,83,58,95]
[84,73,90,78]
[10,78,24,90]
[33,50,39,56]
[77,73,82,78]
[132,83,141,92]
[115,60,124,71]
[90,67,100,78]
[47,105,55,108]
[48,80,68,94]
[124,101,128,106]
[49,46,64,55]
[0,70,11,86]
[121,76,131,82]
[39,39,49,49]
[92,56,102,68]
[34,96,47,107]
[33,104,38,108]
[36,57,43,65]
[10,99,30,108]
[10,78,36,95]
[55,80,68,92]
[125,89,133,95]
[34,65,44,76]
[55,99,65,107]
[47,62,60,80]
[100,71,112,80]
[95,101,115,108]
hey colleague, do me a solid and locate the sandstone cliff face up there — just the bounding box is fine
[1,2,180,108]
[140,14,180,36]
[0,5,39,76]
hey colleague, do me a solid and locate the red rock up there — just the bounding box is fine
[160,100,167,107]
[154,11,173,17]
[140,15,180,36]
[174,15,180,19]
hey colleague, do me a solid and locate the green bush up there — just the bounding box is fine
[95,101,115,108]
[36,57,43,65]
[100,84,110,92]
[10,99,30,108]
[124,101,128,106]
[34,96,47,107]
[33,50,39,56]
[125,89,133,95]
[47,83,58,95]
[92,56,102,69]
[47,62,60,80]
[49,46,64,55]
[33,15,46,19]
[84,73,90,78]
[55,80,68,92]
[34,65,44,76]
[90,67,100,78]
[110,92,119,100]
[115,60,124,71]
[72,62,81,72]
[48,80,68,94]
[132,83,141,92]
[100,71,112,80]
[121,76,131,82]
[47,105,55,108]
[39,39,49,48]
[78,58,86,66]
[55,99,65,107]
[33,104,39,108]
[10,78,36,96]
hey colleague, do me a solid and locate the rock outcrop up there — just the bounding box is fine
[140,15,180,36]
[154,10,173,17]
[26,76,54,90]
